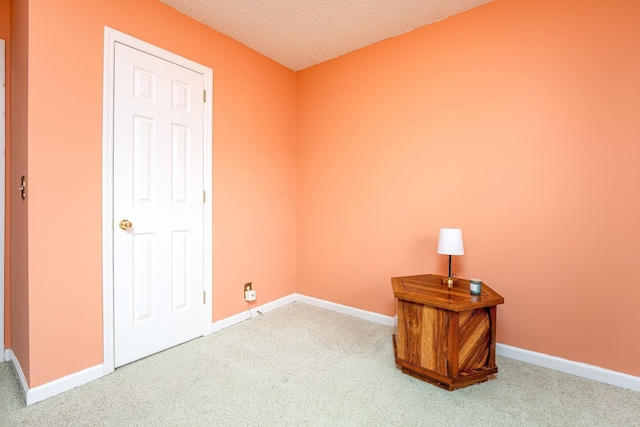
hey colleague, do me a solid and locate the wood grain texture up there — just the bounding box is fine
[391,274,504,312]
[392,274,504,390]
[396,301,448,375]
[458,308,490,371]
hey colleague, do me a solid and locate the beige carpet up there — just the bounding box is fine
[1,302,639,426]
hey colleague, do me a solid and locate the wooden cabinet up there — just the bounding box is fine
[392,274,504,390]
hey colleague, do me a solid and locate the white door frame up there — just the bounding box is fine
[101,28,213,375]
[0,39,6,361]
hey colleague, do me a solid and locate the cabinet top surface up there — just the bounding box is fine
[391,274,504,311]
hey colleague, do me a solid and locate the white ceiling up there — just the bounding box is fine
[157,0,493,71]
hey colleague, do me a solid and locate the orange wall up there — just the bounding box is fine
[0,0,10,350]
[8,0,640,389]
[297,0,640,376]
[8,0,29,376]
[21,0,296,387]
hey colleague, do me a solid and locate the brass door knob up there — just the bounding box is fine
[119,219,133,230]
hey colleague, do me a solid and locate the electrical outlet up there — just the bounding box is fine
[245,289,256,301]
[245,289,256,302]
[244,282,255,301]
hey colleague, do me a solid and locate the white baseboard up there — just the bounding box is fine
[8,349,28,400]
[496,343,640,392]
[3,348,9,362]
[7,295,638,406]
[295,294,396,327]
[210,295,640,393]
[285,295,640,393]
[210,293,395,332]
[211,293,297,332]
[8,349,104,405]
[27,365,104,406]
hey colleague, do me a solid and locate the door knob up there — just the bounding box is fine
[119,219,133,230]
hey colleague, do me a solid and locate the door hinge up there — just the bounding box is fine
[203,291,206,304]
[203,90,206,103]
[203,190,206,203]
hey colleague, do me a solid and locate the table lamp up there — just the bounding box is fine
[437,228,464,288]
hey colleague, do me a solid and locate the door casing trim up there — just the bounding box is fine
[101,27,213,375]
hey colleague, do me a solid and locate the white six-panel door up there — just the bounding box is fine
[113,42,205,367]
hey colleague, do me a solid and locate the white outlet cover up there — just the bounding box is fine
[245,290,256,301]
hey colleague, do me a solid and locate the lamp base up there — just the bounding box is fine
[441,277,458,289]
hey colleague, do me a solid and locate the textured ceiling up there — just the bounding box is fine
[157,0,493,71]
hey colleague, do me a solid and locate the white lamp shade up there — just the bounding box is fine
[437,228,464,255]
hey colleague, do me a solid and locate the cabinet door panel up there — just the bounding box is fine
[397,300,448,375]
[458,308,490,371]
